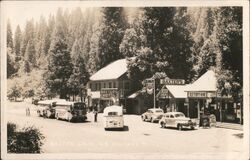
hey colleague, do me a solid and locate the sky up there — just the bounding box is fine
[2,1,140,32]
[3,1,93,31]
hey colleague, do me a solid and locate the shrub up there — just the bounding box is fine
[7,122,45,153]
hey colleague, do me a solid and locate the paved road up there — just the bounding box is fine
[6,101,244,155]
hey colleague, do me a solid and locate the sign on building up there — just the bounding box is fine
[100,88,119,100]
[187,91,207,98]
[160,78,185,85]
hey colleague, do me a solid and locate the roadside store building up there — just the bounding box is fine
[87,58,137,112]
[156,70,242,124]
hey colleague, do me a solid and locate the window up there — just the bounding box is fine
[108,112,118,116]
[109,82,112,88]
[90,83,92,90]
[103,83,106,88]
[95,83,98,91]
[170,115,174,118]
[99,83,101,90]
[113,82,116,88]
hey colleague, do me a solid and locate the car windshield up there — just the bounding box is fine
[175,113,185,117]
[73,103,85,110]
[108,112,118,116]
[155,110,163,113]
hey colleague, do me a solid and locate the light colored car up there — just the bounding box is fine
[141,108,164,123]
[159,112,197,130]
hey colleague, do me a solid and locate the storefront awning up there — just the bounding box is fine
[90,91,100,99]
[128,91,140,98]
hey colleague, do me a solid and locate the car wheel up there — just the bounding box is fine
[160,122,165,128]
[177,124,182,131]
[141,116,145,121]
[46,111,51,118]
[37,110,41,117]
[56,113,59,120]
[150,118,154,123]
[191,126,195,130]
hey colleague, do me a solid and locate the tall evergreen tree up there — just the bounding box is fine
[7,19,14,49]
[24,40,36,69]
[14,25,22,61]
[99,7,127,68]
[68,39,89,101]
[127,7,194,85]
[45,8,73,99]
[20,19,35,57]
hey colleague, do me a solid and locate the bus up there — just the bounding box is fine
[55,101,87,122]
[103,105,124,130]
[37,100,57,118]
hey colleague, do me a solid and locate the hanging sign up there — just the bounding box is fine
[160,79,185,85]
[145,78,154,95]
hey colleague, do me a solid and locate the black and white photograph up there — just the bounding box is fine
[1,1,249,160]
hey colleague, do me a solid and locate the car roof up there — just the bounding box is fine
[165,112,184,115]
[148,108,163,111]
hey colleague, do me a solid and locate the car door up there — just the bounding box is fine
[165,114,170,127]
[168,114,175,127]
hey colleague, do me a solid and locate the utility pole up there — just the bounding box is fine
[154,78,156,108]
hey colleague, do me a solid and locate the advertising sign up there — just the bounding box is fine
[187,91,207,98]
[100,88,119,100]
[145,78,154,95]
[160,78,185,85]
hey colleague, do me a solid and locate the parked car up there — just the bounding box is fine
[159,112,197,130]
[141,108,164,123]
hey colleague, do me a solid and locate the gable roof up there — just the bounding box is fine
[185,70,217,92]
[90,59,128,81]
[165,85,190,98]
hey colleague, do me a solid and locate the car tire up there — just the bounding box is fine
[191,126,195,130]
[141,116,145,121]
[177,124,182,131]
[56,113,59,120]
[160,122,165,128]
[37,110,41,117]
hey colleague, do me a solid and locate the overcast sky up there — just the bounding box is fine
[3,1,95,31]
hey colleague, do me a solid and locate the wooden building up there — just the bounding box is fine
[87,58,136,112]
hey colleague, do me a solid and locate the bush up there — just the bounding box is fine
[7,122,45,153]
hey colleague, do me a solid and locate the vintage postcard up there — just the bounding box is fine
[1,0,249,160]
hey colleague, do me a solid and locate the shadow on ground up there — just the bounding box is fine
[104,125,129,132]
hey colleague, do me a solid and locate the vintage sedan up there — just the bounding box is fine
[141,108,164,123]
[159,112,197,130]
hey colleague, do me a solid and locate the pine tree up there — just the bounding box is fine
[24,40,36,69]
[68,39,89,101]
[21,19,35,57]
[99,7,128,68]
[7,19,14,49]
[14,25,22,61]
[45,8,73,99]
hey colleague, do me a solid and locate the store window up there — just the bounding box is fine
[109,82,112,88]
[113,82,116,88]
[103,83,106,88]
[95,83,98,91]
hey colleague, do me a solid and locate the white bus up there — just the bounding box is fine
[37,100,56,118]
[103,105,124,130]
[55,101,87,122]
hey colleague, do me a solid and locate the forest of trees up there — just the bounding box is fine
[7,7,242,103]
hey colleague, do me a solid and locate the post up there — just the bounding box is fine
[154,78,156,108]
